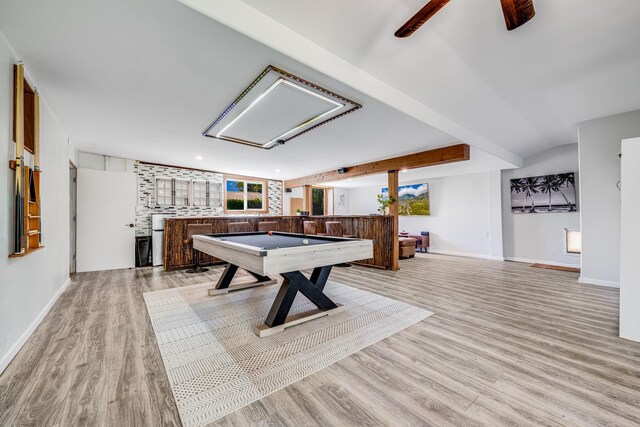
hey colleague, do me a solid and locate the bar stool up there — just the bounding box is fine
[325,221,354,267]
[325,221,356,238]
[258,221,278,232]
[228,222,252,233]
[185,223,213,273]
[303,221,327,236]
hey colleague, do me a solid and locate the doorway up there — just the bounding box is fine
[69,162,77,274]
[312,187,325,216]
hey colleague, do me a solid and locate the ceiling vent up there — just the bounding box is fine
[203,65,361,149]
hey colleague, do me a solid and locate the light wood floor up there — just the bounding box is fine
[1,254,639,426]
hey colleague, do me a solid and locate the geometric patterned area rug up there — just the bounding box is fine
[143,279,433,426]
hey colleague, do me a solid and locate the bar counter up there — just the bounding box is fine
[163,215,394,270]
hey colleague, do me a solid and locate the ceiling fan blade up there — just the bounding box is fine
[500,0,535,31]
[395,0,451,38]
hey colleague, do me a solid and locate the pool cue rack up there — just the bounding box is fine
[9,62,44,258]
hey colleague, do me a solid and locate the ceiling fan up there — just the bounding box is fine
[395,0,535,38]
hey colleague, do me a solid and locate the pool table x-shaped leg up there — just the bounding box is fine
[265,266,337,327]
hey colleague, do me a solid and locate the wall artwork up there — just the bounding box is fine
[511,172,576,214]
[381,183,430,216]
[337,191,347,207]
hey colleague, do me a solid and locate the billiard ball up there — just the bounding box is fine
[268,231,273,236]
[302,239,309,245]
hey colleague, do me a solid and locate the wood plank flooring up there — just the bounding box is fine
[1,254,639,426]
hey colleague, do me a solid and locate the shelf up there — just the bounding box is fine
[9,246,45,258]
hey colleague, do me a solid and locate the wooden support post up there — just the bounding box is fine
[388,170,399,271]
[303,185,313,213]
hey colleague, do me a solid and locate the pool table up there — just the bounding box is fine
[193,231,373,336]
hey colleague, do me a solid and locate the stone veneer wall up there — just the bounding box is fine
[135,162,283,236]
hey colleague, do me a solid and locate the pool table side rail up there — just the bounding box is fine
[193,235,373,276]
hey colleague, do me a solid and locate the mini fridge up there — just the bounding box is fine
[151,213,176,267]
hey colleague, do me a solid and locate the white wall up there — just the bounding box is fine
[283,186,350,216]
[578,110,640,287]
[283,187,303,216]
[0,32,71,373]
[502,144,581,267]
[349,172,500,259]
[619,137,640,342]
[77,152,135,172]
[332,187,350,215]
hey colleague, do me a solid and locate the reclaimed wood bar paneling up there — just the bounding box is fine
[163,215,394,270]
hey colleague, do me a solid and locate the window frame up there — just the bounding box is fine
[564,229,582,255]
[192,180,209,207]
[155,178,173,207]
[224,175,269,214]
[155,178,191,207]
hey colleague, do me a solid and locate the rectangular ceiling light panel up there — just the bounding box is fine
[204,66,361,149]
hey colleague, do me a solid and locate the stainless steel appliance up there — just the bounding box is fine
[152,213,176,267]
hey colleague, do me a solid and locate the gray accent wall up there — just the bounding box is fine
[0,34,73,373]
[578,110,640,286]
[502,144,580,267]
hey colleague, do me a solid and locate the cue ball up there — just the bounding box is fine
[302,239,309,245]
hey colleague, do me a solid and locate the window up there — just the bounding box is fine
[192,181,223,208]
[155,178,190,207]
[225,178,266,212]
[174,180,190,206]
[210,182,223,208]
[192,181,208,207]
[156,178,172,206]
[565,229,582,254]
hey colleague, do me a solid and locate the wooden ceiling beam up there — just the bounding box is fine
[284,143,470,188]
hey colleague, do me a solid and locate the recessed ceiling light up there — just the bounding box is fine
[275,169,281,173]
[348,179,353,181]
[196,155,203,160]
[401,169,408,173]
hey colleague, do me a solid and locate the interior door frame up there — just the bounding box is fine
[69,161,77,274]
[311,186,332,215]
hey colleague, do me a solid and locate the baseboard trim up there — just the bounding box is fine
[428,249,504,261]
[578,276,620,288]
[0,277,72,375]
[504,257,580,269]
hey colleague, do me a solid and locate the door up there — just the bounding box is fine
[312,188,326,216]
[289,197,303,215]
[76,168,137,272]
[69,162,77,273]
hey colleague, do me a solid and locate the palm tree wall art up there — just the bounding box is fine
[511,172,577,214]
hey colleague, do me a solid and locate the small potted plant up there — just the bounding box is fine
[377,194,397,216]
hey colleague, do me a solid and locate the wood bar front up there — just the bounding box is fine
[164,216,394,270]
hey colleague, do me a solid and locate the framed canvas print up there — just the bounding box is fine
[511,172,576,214]
[381,183,430,216]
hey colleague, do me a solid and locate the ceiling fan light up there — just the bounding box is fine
[500,0,536,31]
[394,0,451,38]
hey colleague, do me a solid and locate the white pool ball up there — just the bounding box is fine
[302,239,309,245]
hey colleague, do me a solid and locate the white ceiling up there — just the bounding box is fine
[188,0,640,160]
[1,0,504,180]
[1,0,638,181]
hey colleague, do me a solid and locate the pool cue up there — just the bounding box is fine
[33,88,42,246]
[14,63,25,254]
